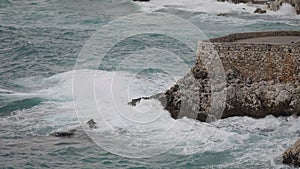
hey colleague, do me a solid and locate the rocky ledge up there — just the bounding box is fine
[129,65,300,122]
[283,139,300,167]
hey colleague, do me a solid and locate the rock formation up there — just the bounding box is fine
[283,139,300,167]
[268,0,300,14]
[133,0,150,2]
[129,31,300,122]
[130,66,300,122]
[217,0,300,14]
[87,119,97,129]
[50,129,77,137]
[254,8,267,13]
[217,0,253,3]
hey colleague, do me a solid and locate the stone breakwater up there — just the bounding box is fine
[129,31,300,122]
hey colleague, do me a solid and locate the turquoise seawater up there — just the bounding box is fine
[0,0,300,168]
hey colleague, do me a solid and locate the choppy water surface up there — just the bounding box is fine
[0,0,299,168]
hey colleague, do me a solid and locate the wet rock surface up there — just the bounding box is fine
[129,65,300,122]
[133,0,150,2]
[50,129,77,137]
[87,119,97,129]
[254,8,267,14]
[283,139,300,167]
[268,0,300,15]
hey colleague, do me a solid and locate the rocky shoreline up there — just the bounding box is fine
[217,0,300,14]
[130,31,300,122]
[283,139,300,167]
[129,31,300,166]
[130,65,300,122]
[133,0,300,14]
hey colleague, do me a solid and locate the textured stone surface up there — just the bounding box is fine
[129,31,300,122]
[283,139,300,167]
[254,8,267,13]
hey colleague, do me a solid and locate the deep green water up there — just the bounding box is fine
[0,0,300,168]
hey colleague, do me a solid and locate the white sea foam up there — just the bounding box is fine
[267,3,300,19]
[135,0,256,14]
[135,0,300,19]
[1,69,299,161]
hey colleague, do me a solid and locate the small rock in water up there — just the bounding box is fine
[282,139,300,167]
[128,98,142,106]
[51,129,76,137]
[133,0,150,2]
[87,119,97,129]
[128,97,151,106]
[217,13,229,16]
[254,8,267,14]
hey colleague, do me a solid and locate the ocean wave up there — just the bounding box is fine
[134,0,300,19]
[134,0,256,14]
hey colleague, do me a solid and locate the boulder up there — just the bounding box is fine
[268,0,300,15]
[282,139,300,167]
[87,119,97,129]
[133,0,150,2]
[254,8,267,13]
[217,0,252,3]
[50,129,76,137]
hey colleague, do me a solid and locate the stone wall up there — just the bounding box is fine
[206,31,300,43]
[197,42,300,83]
[165,31,300,121]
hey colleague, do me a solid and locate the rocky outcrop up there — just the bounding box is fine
[50,129,77,137]
[217,0,253,3]
[218,0,300,14]
[254,8,267,13]
[268,0,300,15]
[133,0,150,2]
[283,139,300,167]
[87,119,97,129]
[129,31,300,122]
[130,66,300,122]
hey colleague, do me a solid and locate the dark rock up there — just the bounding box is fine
[283,139,300,167]
[133,0,150,2]
[87,119,97,129]
[217,13,230,16]
[217,0,252,4]
[129,66,300,122]
[50,129,76,137]
[254,8,267,14]
[128,97,152,106]
[192,65,208,79]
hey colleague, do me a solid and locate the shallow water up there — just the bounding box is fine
[0,0,299,168]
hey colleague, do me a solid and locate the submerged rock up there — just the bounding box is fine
[133,0,150,2]
[50,129,76,137]
[87,119,97,129]
[217,0,252,3]
[283,139,300,167]
[254,8,267,13]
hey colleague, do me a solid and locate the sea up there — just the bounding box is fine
[0,0,300,168]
